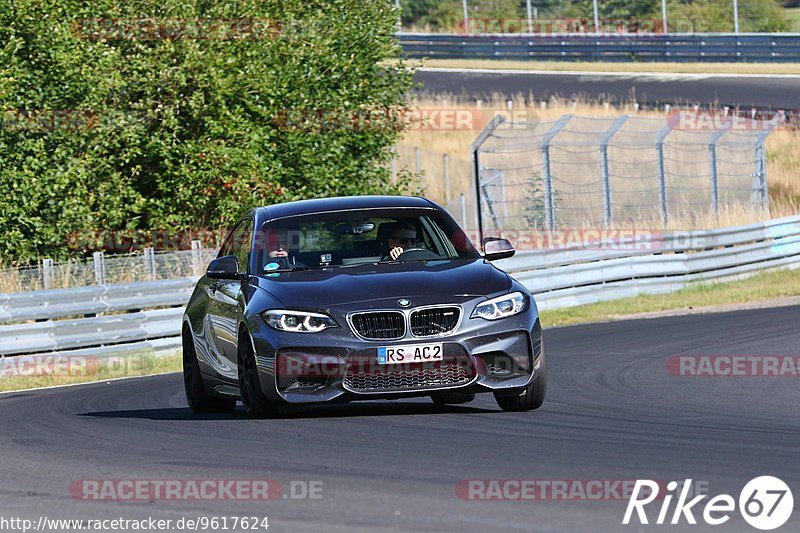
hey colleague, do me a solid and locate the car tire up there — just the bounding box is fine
[494,348,547,412]
[183,326,236,414]
[238,330,279,419]
[430,391,475,405]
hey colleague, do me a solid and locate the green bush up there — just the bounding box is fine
[0,0,413,265]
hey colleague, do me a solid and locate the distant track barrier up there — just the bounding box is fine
[398,33,800,63]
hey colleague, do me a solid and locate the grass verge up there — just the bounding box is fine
[417,59,800,75]
[540,267,800,327]
[788,8,800,32]
[0,351,181,393]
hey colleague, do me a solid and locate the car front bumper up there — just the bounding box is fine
[248,296,543,404]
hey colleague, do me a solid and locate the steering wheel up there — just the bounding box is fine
[395,248,441,261]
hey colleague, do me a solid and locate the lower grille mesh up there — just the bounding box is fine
[343,358,475,393]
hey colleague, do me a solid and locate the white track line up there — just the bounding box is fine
[0,370,181,395]
[418,66,800,80]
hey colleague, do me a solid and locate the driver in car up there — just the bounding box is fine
[387,222,419,260]
[263,229,294,270]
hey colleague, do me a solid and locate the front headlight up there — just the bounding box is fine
[263,310,339,333]
[471,292,527,321]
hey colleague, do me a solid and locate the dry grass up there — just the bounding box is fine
[396,95,800,228]
[0,351,181,392]
[416,58,800,75]
[788,8,800,32]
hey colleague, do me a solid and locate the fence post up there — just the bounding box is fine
[443,153,450,203]
[753,140,769,211]
[655,121,676,227]
[144,247,156,279]
[708,124,730,219]
[752,116,780,213]
[42,259,54,290]
[390,146,397,185]
[471,114,507,241]
[479,170,504,232]
[598,115,629,227]
[459,193,467,229]
[191,240,203,277]
[540,114,574,231]
[414,146,422,191]
[93,251,106,285]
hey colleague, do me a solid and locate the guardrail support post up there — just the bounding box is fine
[656,121,676,227]
[191,240,203,277]
[540,114,574,232]
[42,259,54,290]
[93,251,106,285]
[598,115,629,228]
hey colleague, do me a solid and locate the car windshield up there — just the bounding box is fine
[255,207,478,272]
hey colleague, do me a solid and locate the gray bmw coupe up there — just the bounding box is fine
[183,195,546,417]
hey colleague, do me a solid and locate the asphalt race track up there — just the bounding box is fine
[414,68,800,110]
[1,306,799,532]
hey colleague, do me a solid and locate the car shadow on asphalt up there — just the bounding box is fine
[80,401,498,421]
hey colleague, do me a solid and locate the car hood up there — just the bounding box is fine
[252,259,510,308]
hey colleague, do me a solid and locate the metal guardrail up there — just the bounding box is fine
[0,308,184,356]
[0,216,798,357]
[399,33,800,62]
[495,216,800,309]
[0,278,196,323]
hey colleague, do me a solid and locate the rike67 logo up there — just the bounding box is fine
[623,477,793,530]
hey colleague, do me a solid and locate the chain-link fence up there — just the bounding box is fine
[473,113,776,235]
[0,245,218,293]
[392,144,478,230]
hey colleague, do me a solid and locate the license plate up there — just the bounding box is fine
[377,343,443,365]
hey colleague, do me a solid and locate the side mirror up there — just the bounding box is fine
[207,255,240,279]
[482,237,515,261]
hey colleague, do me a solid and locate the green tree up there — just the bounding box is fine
[0,0,413,265]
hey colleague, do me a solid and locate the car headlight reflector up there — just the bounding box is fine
[471,292,527,321]
[263,310,338,333]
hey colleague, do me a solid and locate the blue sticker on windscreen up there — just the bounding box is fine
[266,273,280,278]
[265,262,280,271]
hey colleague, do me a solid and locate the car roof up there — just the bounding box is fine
[255,195,437,222]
